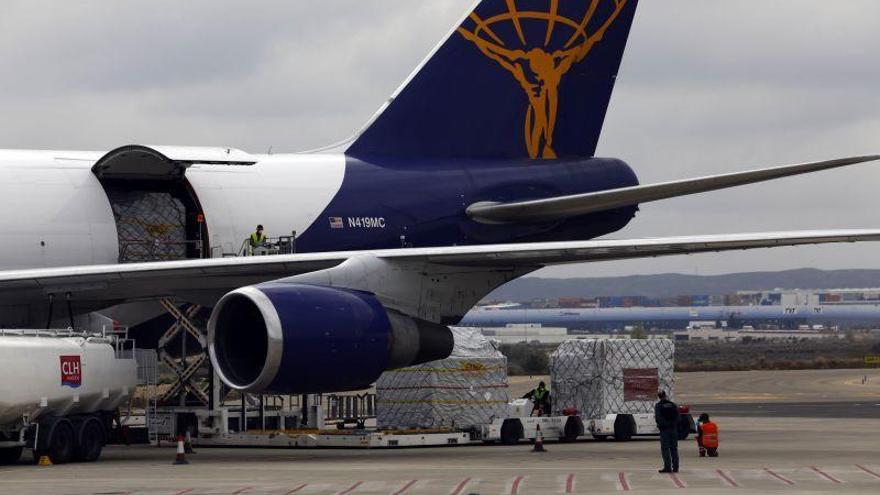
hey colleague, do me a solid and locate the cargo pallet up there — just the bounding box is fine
[178,415,582,449]
[192,430,472,448]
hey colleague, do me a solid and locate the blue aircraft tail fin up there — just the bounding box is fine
[346,0,639,160]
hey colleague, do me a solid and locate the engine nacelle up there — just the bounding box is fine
[207,283,453,394]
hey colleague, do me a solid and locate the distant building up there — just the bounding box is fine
[475,324,569,344]
[673,327,837,342]
[736,288,880,307]
[461,304,880,332]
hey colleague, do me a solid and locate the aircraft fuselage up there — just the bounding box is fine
[0,148,638,271]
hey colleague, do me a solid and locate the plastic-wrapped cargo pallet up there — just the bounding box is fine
[108,190,187,262]
[550,339,674,418]
[376,327,509,430]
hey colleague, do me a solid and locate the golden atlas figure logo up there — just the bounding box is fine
[458,0,629,159]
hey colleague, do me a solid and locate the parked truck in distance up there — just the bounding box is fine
[0,329,137,464]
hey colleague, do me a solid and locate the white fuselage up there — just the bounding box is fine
[0,148,345,271]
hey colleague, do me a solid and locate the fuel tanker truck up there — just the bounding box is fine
[0,329,137,464]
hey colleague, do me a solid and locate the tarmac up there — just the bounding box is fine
[2,369,879,495]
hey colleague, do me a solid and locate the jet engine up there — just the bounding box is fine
[207,282,453,394]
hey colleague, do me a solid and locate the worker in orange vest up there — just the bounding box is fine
[696,413,719,457]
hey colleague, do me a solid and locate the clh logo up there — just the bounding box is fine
[60,355,82,388]
[458,0,629,159]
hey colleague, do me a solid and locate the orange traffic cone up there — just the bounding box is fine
[184,430,195,454]
[173,435,190,465]
[532,424,547,452]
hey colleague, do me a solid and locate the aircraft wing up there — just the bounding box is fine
[1,229,878,309]
[467,156,880,223]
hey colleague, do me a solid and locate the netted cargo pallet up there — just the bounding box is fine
[108,190,187,262]
[550,339,674,419]
[376,327,509,429]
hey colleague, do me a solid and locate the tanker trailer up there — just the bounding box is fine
[0,330,137,464]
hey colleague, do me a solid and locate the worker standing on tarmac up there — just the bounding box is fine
[655,390,680,473]
[523,381,551,416]
[249,225,267,255]
[696,413,719,457]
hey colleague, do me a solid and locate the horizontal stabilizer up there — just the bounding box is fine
[467,155,880,223]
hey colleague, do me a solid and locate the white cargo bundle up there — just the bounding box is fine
[376,327,509,430]
[550,339,674,419]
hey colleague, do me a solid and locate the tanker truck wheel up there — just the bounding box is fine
[0,446,22,464]
[34,418,75,464]
[74,417,105,462]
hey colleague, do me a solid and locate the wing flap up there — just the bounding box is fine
[467,155,880,223]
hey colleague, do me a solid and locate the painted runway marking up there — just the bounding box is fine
[856,464,880,480]
[338,481,364,495]
[391,480,418,495]
[764,468,795,486]
[565,473,575,493]
[171,490,193,495]
[449,478,472,495]
[510,475,526,495]
[810,466,842,483]
[617,472,630,491]
[232,487,254,494]
[286,484,308,494]
[716,469,739,488]
[669,472,686,488]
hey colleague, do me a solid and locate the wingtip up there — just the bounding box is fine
[853,154,880,163]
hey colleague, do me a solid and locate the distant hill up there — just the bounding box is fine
[486,268,880,300]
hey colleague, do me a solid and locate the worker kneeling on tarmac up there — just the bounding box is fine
[696,413,719,457]
[523,381,551,417]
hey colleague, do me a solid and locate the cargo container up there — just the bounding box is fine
[550,339,694,441]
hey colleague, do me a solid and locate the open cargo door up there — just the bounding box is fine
[92,145,256,262]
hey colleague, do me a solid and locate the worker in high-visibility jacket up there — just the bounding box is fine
[249,225,267,255]
[696,413,719,457]
[523,381,551,416]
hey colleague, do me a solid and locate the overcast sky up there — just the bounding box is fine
[1,1,878,278]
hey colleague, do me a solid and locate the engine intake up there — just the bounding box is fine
[208,283,453,394]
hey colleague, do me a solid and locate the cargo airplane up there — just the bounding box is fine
[0,0,877,394]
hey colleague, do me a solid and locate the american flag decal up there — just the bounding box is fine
[329,217,344,229]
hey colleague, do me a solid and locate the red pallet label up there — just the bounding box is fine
[623,368,658,401]
[60,355,82,388]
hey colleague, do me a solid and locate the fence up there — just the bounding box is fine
[325,393,376,422]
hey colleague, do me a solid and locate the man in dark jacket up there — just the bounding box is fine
[654,390,680,473]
